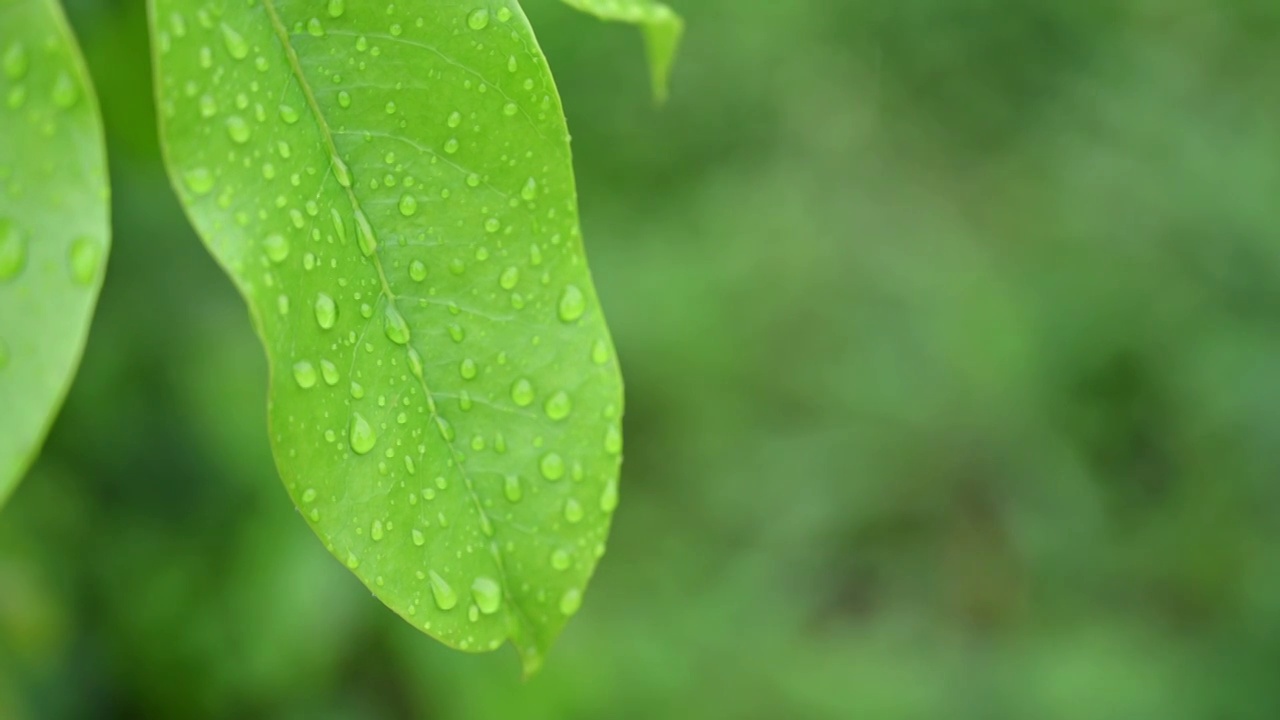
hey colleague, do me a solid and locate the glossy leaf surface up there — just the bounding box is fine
[0,0,110,508]
[149,0,625,673]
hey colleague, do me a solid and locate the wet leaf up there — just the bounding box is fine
[149,0,628,674]
[0,0,110,508]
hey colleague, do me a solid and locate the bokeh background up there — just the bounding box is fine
[5,0,1280,717]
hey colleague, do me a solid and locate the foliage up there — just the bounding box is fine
[0,0,109,508]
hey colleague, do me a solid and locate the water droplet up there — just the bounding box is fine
[307,18,325,36]
[564,498,584,523]
[408,346,424,380]
[497,7,512,22]
[551,549,571,571]
[350,381,365,399]
[467,8,490,30]
[349,412,376,454]
[183,167,215,195]
[559,588,582,616]
[600,480,619,513]
[51,72,78,108]
[279,104,300,124]
[447,111,462,128]
[226,115,251,143]
[263,233,289,263]
[412,528,425,546]
[398,193,418,216]
[314,293,337,329]
[0,221,28,281]
[499,266,519,290]
[371,519,385,541]
[484,217,501,233]
[521,177,538,201]
[338,90,351,108]
[510,378,534,407]
[302,488,318,503]
[383,305,411,345]
[220,22,249,59]
[503,474,522,502]
[345,552,360,569]
[3,43,28,80]
[459,358,477,380]
[327,0,345,18]
[544,391,571,421]
[605,423,622,455]
[320,359,339,386]
[355,210,377,256]
[503,102,518,116]
[444,138,460,154]
[471,576,502,615]
[592,339,611,365]
[293,360,318,388]
[68,237,101,285]
[429,570,458,610]
[558,285,586,322]
[540,452,565,481]
[409,260,427,281]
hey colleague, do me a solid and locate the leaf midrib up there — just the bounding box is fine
[258,0,536,651]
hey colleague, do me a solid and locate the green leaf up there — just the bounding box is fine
[0,0,110,508]
[559,0,683,102]
[149,0,624,674]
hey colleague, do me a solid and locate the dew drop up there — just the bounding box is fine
[558,284,586,322]
[459,358,477,380]
[307,18,325,36]
[510,378,534,407]
[429,570,458,610]
[564,498,584,523]
[398,193,418,216]
[263,233,289,263]
[182,167,215,196]
[349,412,377,454]
[444,138,460,155]
[293,360,318,389]
[412,528,425,546]
[327,0,345,18]
[355,210,377,256]
[600,480,619,513]
[51,72,78,108]
[220,22,249,59]
[409,259,427,281]
[503,474,522,502]
[302,488,318,503]
[68,237,101,285]
[521,177,538,201]
[371,519,385,541]
[592,339,611,365]
[320,359,340,386]
[551,549,571,571]
[279,104,300,124]
[540,452,565,481]
[605,423,622,455]
[3,43,28,80]
[471,577,502,615]
[559,588,582,616]
[314,293,337,329]
[0,221,28,281]
[384,305,411,345]
[544,391,572,421]
[447,111,462,128]
[333,156,353,188]
[499,266,519,290]
[467,8,490,30]
[226,115,251,144]
[338,90,351,108]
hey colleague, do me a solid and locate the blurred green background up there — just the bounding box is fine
[5,0,1280,717]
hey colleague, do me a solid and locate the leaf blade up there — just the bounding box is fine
[559,0,683,101]
[149,0,623,673]
[0,0,111,508]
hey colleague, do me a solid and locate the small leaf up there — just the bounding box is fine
[0,0,111,508]
[559,0,684,102]
[149,0,624,674]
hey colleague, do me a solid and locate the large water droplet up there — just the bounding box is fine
[592,339,611,365]
[327,0,345,18]
[467,8,491,30]
[349,412,377,454]
[320,359,340,386]
[412,528,425,546]
[604,423,622,455]
[600,480,619,513]
[220,22,249,59]
[182,167,215,195]
[540,452,565,481]
[398,193,418,216]
[279,104,300,124]
[384,305,411,345]
[564,498,584,523]
[355,210,377,256]
[409,260,427,281]
[293,360,318,388]
[226,115,251,143]
[511,378,534,407]
[263,233,289,263]
[429,570,458,610]
[459,358,477,380]
[503,474,522,502]
[471,576,502,615]
[0,220,28,281]
[499,266,519,290]
[558,284,586,322]
[314,293,337,329]
[371,519,385,541]
[544,391,571,421]
[68,237,101,285]
[550,549,571,571]
[559,588,582,616]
